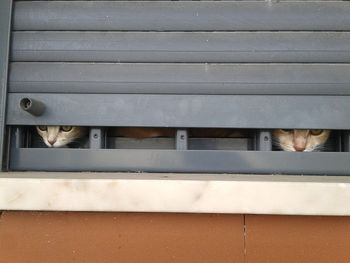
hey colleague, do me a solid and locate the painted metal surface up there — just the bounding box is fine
[4,0,350,176]
[9,63,350,95]
[0,0,12,170]
[6,94,350,129]
[11,32,350,63]
[13,1,350,31]
[9,148,350,175]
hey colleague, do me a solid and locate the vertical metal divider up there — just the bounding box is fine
[0,0,13,170]
[104,128,108,149]
[176,129,188,150]
[3,126,11,171]
[334,130,342,152]
[8,126,25,171]
[89,127,106,149]
[13,127,25,149]
[256,130,273,151]
[25,126,32,148]
[343,131,350,152]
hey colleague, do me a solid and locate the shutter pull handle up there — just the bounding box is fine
[20,98,46,116]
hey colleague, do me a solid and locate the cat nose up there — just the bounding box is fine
[294,145,305,152]
[48,139,55,145]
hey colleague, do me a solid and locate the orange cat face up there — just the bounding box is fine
[273,129,330,152]
[36,126,88,148]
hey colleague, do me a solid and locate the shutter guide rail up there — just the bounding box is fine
[0,0,12,171]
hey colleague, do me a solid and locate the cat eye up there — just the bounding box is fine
[310,129,323,136]
[38,126,47,131]
[61,126,72,132]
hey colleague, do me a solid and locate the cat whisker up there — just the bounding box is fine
[275,141,295,151]
[313,144,327,152]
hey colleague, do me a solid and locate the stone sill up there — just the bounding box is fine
[0,172,350,215]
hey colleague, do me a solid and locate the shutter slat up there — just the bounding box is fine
[11,31,350,63]
[13,1,350,31]
[10,149,350,175]
[7,93,350,129]
[9,63,350,95]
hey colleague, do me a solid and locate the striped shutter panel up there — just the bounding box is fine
[4,0,350,174]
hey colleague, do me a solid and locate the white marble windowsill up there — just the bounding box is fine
[1,172,350,216]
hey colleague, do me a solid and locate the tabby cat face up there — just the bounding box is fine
[36,126,88,148]
[273,129,330,152]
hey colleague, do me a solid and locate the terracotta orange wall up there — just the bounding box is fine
[0,212,244,263]
[246,215,350,263]
[0,212,349,263]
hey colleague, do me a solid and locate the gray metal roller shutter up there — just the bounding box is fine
[1,0,350,174]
